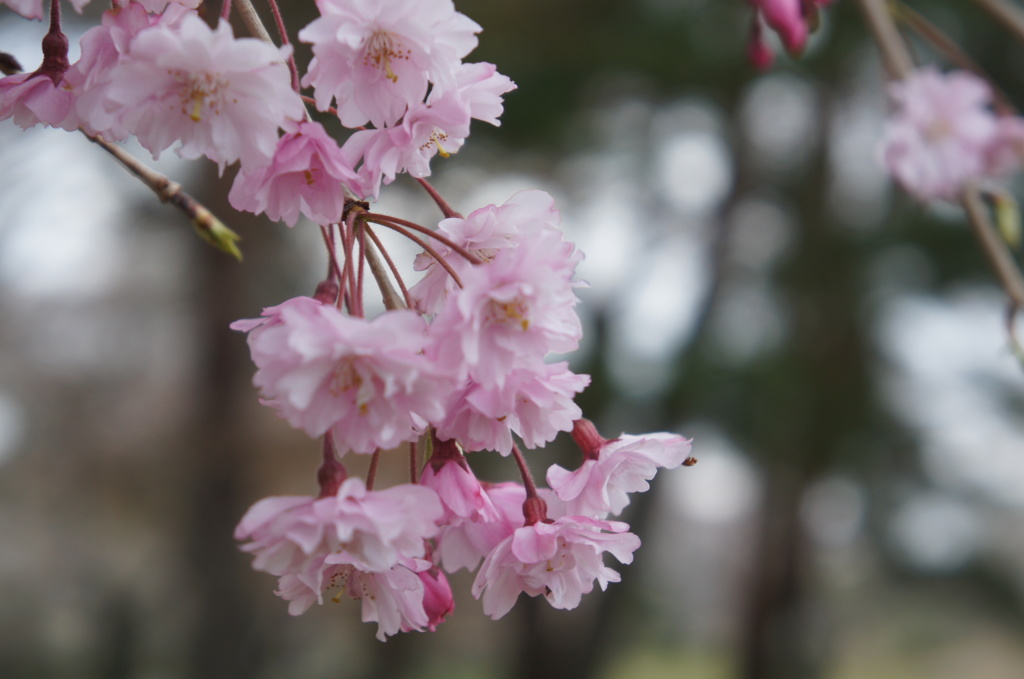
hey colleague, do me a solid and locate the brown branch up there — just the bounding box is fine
[974,0,1024,44]
[85,134,241,260]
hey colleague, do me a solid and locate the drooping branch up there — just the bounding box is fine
[85,134,241,260]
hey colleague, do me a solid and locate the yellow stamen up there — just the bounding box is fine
[190,94,203,122]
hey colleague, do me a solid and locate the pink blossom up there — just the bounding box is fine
[410,189,562,314]
[343,91,471,197]
[881,68,1002,201]
[234,477,443,575]
[417,566,455,631]
[746,14,774,71]
[429,227,584,388]
[277,558,434,639]
[0,72,76,129]
[2,0,89,20]
[757,0,806,54]
[436,482,526,573]
[333,560,434,640]
[105,14,302,170]
[65,2,158,140]
[1,0,44,19]
[232,298,454,454]
[437,362,588,455]
[299,0,480,128]
[419,449,499,524]
[228,119,366,226]
[446,62,516,126]
[135,0,200,11]
[547,423,693,517]
[471,516,640,619]
[984,116,1024,178]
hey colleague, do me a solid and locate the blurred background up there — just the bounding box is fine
[4,0,1024,677]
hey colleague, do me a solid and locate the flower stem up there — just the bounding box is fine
[857,0,914,79]
[974,0,1024,44]
[363,225,413,309]
[265,0,301,92]
[416,177,462,219]
[892,1,1017,115]
[364,213,483,264]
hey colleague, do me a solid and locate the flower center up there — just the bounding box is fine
[364,29,408,83]
[486,296,530,331]
[329,358,372,414]
[421,128,451,158]
[925,117,953,142]
[173,70,229,122]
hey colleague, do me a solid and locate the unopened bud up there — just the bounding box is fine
[313,279,340,305]
[995,193,1022,250]
[192,206,243,261]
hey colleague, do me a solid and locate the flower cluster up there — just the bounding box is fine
[1,0,695,641]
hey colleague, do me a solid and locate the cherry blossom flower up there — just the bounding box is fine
[329,560,435,640]
[229,119,366,225]
[105,13,302,170]
[547,420,694,518]
[276,558,435,639]
[232,297,454,454]
[436,362,588,455]
[0,71,76,129]
[410,189,562,315]
[446,61,516,126]
[416,566,455,631]
[234,477,443,576]
[881,67,1002,201]
[66,1,158,140]
[135,0,200,12]
[2,0,90,21]
[418,438,499,523]
[429,227,584,388]
[471,516,640,619]
[436,482,526,573]
[299,0,480,128]
[342,90,471,197]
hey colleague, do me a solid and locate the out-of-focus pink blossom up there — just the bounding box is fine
[234,477,443,576]
[471,516,640,619]
[881,67,1003,201]
[758,0,806,54]
[299,0,480,128]
[229,119,366,226]
[3,0,90,20]
[105,14,302,170]
[232,297,455,454]
[135,0,200,12]
[547,422,693,518]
